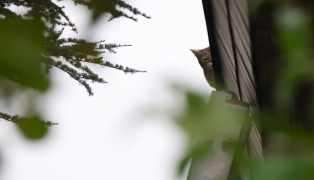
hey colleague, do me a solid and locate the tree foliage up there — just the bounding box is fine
[0,0,149,139]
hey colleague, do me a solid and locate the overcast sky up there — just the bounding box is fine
[0,0,213,179]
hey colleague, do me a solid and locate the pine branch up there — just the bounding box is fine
[1,0,148,95]
[3,0,77,32]
[102,61,147,74]
[72,0,150,21]
[45,37,146,73]
[44,57,105,96]
[117,0,151,19]
[0,0,149,129]
[0,112,58,126]
[0,6,23,20]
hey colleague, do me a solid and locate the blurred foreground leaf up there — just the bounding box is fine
[0,18,49,91]
[16,116,49,140]
[172,89,246,174]
[275,6,313,107]
[253,156,314,180]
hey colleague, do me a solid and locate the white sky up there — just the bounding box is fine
[0,0,213,179]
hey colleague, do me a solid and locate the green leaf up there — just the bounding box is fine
[16,116,48,140]
[0,18,49,91]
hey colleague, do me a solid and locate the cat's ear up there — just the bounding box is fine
[190,49,201,57]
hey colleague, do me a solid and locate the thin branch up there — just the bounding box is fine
[44,57,106,96]
[0,112,58,126]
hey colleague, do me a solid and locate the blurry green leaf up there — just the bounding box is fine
[16,116,48,140]
[0,18,49,91]
[175,91,211,139]
[176,91,243,141]
[253,156,314,180]
[275,6,312,107]
[172,89,250,174]
[276,6,310,62]
[178,153,192,175]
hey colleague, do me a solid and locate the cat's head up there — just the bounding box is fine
[190,47,212,67]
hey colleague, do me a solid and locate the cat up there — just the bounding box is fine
[191,47,216,88]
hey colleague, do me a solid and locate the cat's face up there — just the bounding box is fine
[191,47,212,68]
